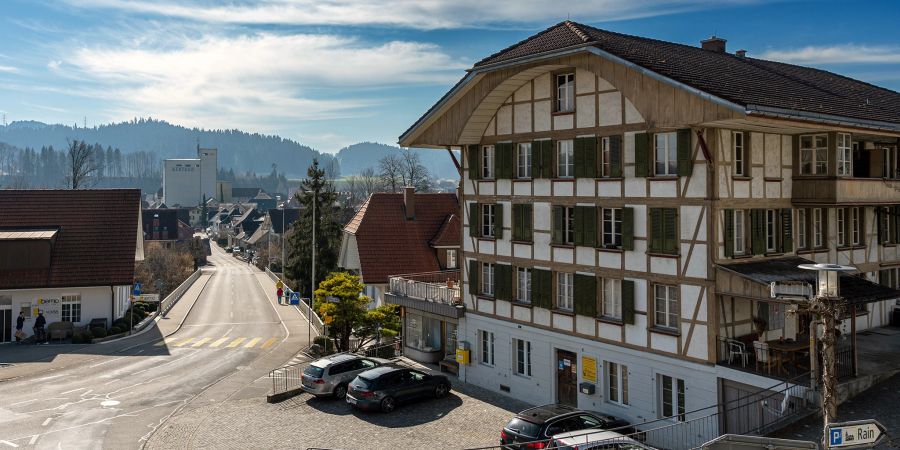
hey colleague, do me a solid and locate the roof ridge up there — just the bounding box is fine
[563,20,591,43]
[474,21,578,67]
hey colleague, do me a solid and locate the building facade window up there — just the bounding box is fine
[837,208,847,246]
[557,272,574,311]
[602,278,622,320]
[800,134,828,175]
[797,209,808,249]
[446,249,457,269]
[481,263,495,297]
[555,206,575,245]
[513,338,532,377]
[602,208,623,248]
[557,140,574,178]
[881,209,892,244]
[61,294,81,323]
[733,210,746,255]
[654,284,678,329]
[813,208,824,248]
[556,73,574,113]
[851,207,861,245]
[607,361,629,405]
[517,143,532,179]
[837,133,852,176]
[479,330,494,365]
[766,209,778,252]
[482,145,495,179]
[660,375,686,421]
[516,267,531,303]
[654,132,678,176]
[880,268,900,289]
[885,146,900,179]
[481,204,496,238]
[733,131,745,176]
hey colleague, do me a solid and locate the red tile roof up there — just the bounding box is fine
[430,214,460,248]
[0,189,141,289]
[344,192,458,284]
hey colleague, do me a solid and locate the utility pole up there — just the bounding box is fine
[310,185,317,347]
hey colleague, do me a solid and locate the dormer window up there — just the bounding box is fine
[555,73,574,113]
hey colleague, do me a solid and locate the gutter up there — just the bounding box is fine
[746,105,900,134]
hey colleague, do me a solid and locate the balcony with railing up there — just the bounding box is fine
[385,270,463,318]
[793,176,900,205]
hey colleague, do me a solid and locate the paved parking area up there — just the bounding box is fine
[147,371,531,450]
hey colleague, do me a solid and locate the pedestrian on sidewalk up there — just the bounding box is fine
[277,287,283,304]
[15,311,25,342]
[33,310,47,344]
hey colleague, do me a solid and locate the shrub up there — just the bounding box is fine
[113,319,130,330]
[109,326,123,335]
[72,331,94,344]
[90,327,107,338]
[312,336,335,354]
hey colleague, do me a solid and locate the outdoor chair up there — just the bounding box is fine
[727,339,750,367]
[753,341,772,373]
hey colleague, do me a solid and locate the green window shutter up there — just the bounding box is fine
[495,265,511,301]
[573,206,584,246]
[677,128,693,177]
[573,137,585,179]
[894,206,900,244]
[524,204,533,242]
[552,206,564,245]
[781,208,793,253]
[499,143,515,179]
[578,206,597,247]
[724,209,735,257]
[744,132,753,177]
[877,208,885,243]
[574,274,597,317]
[634,133,649,177]
[578,137,597,178]
[468,259,479,296]
[622,279,635,325]
[622,207,634,251]
[469,202,479,237]
[649,208,662,253]
[512,204,522,241]
[531,140,543,179]
[541,140,554,178]
[494,203,504,239]
[467,145,480,181]
[609,135,623,178]
[532,268,551,309]
[664,208,678,254]
[750,209,765,255]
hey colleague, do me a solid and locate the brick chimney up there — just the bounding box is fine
[403,186,415,220]
[701,36,727,53]
[735,49,747,58]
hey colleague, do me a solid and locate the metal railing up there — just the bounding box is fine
[716,335,812,381]
[388,270,460,304]
[265,268,325,336]
[160,269,202,317]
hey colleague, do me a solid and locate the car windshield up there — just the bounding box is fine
[505,418,541,438]
[355,376,377,389]
[303,365,324,378]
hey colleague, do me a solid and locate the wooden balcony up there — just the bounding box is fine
[792,177,900,205]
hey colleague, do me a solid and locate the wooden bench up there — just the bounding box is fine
[438,359,459,375]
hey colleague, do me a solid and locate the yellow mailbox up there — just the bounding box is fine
[456,348,470,365]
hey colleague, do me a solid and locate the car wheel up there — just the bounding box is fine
[380,396,396,413]
[333,384,347,400]
[434,383,449,399]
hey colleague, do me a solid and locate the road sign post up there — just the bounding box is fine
[827,420,886,449]
[289,292,300,305]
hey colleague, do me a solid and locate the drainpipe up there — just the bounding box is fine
[110,286,115,323]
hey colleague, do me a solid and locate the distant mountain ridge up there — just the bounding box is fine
[336,142,459,180]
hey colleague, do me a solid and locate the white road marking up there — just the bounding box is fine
[34,374,65,382]
[59,388,87,395]
[41,418,52,427]
[0,440,18,447]
[27,435,38,445]
[90,355,128,368]
[9,397,68,407]
[103,379,119,386]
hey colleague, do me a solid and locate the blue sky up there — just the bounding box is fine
[1,0,898,153]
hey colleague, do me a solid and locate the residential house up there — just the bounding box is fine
[0,189,144,341]
[230,207,263,248]
[339,189,461,364]
[399,21,900,444]
[142,209,194,244]
[232,187,265,204]
[250,191,277,211]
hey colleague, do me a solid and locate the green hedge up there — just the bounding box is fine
[90,327,107,338]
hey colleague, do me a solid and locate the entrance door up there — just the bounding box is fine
[0,309,10,343]
[556,349,578,407]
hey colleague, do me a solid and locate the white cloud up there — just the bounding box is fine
[62,32,465,133]
[65,0,766,29]
[759,44,900,65]
[0,65,20,73]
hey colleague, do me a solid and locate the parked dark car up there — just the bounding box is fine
[500,404,632,449]
[346,366,451,412]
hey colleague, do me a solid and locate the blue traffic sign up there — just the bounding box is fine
[133,282,142,296]
[289,292,300,305]
[830,429,843,446]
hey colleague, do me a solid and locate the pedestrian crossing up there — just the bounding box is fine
[154,336,279,350]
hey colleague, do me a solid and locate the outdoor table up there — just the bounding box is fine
[767,340,810,375]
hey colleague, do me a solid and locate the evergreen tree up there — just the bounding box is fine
[284,159,343,297]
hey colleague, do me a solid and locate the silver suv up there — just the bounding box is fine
[301,354,387,399]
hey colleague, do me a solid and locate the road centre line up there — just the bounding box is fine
[260,337,278,349]
[174,337,194,347]
[243,337,261,348]
[41,418,51,427]
[27,435,37,445]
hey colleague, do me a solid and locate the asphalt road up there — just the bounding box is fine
[0,245,289,449]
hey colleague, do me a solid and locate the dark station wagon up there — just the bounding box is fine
[500,404,632,449]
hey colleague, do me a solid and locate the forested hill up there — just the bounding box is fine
[0,118,334,178]
[336,142,459,179]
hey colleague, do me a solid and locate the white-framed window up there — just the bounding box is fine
[516,267,531,303]
[800,134,828,175]
[517,143,532,179]
[558,206,575,245]
[813,208,824,248]
[837,133,852,176]
[881,209,892,244]
[886,146,900,179]
[602,208,622,248]
[607,361,629,405]
[880,268,900,289]
[513,338,532,377]
[482,204,496,238]
[479,330,494,365]
[660,374,686,421]
[797,209,808,249]
[837,208,846,246]
[557,272,574,311]
[557,140,574,178]
[600,136,613,177]
[602,278,622,320]
[654,132,678,176]
[766,209,778,252]
[654,284,678,329]
[732,131,745,176]
[446,249,457,269]
[61,294,81,323]
[481,263,495,297]
[851,207,861,245]
[482,145,495,179]
[734,210,746,255]
[556,73,575,113]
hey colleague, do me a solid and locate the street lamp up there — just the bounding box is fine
[798,262,856,446]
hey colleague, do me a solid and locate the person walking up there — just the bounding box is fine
[277,287,284,305]
[33,310,47,344]
[15,311,25,343]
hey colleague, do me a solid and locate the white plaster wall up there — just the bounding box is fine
[3,286,113,337]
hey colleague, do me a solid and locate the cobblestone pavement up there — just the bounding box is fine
[146,372,532,450]
[774,372,900,449]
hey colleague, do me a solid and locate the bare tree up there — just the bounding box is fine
[378,154,404,193]
[358,166,381,197]
[399,148,432,192]
[65,139,98,189]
